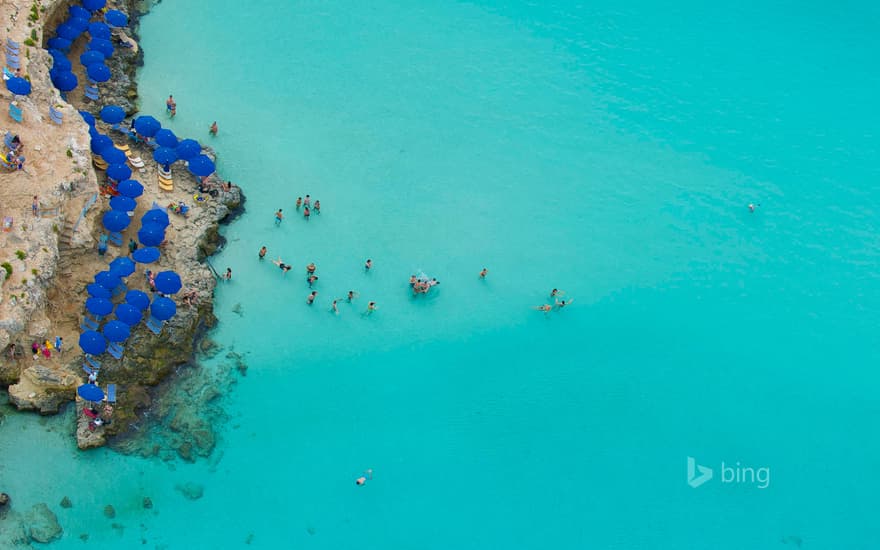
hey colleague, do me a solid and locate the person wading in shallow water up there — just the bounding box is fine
[259,246,267,260]
[209,121,218,135]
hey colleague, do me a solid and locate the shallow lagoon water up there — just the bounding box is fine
[1,1,879,547]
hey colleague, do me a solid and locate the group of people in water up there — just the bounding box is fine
[259,246,377,316]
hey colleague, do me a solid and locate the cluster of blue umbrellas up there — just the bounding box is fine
[49,2,129,96]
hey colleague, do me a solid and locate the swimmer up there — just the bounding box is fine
[308,274,319,287]
[273,257,291,274]
[366,301,377,314]
[534,304,552,313]
[304,206,310,220]
[356,468,373,484]
[313,200,321,214]
[347,290,358,303]
[307,291,318,305]
[364,259,372,272]
[275,209,283,225]
[550,288,559,298]
[409,275,417,287]
[209,121,218,135]
[331,300,339,315]
[258,246,267,260]
[555,298,573,309]
[306,262,316,275]
[748,203,761,212]
[479,268,488,278]
[224,267,232,281]
[295,197,302,210]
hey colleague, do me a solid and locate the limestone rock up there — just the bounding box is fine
[175,482,204,501]
[24,503,62,543]
[103,505,116,518]
[59,496,71,509]
[142,497,153,509]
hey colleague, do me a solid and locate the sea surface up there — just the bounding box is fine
[2,0,879,547]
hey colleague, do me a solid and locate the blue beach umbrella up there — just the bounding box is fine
[90,134,112,154]
[174,139,201,160]
[51,71,78,92]
[51,56,72,72]
[83,0,107,12]
[154,129,178,148]
[56,24,81,41]
[187,155,215,177]
[77,383,105,402]
[88,21,111,40]
[69,5,90,19]
[100,146,127,165]
[5,77,31,96]
[88,38,114,58]
[117,179,144,198]
[68,17,90,32]
[125,290,151,310]
[94,271,121,290]
[109,256,136,277]
[86,63,111,83]
[105,9,128,27]
[85,297,113,316]
[99,104,125,124]
[78,331,107,355]
[79,110,96,126]
[141,209,170,228]
[46,37,72,51]
[154,271,182,294]
[109,195,137,212]
[115,303,142,326]
[152,147,177,166]
[86,283,112,299]
[137,223,165,247]
[133,115,160,138]
[102,210,130,232]
[102,320,130,342]
[150,297,177,321]
[132,247,160,264]
[80,49,105,66]
[107,163,132,181]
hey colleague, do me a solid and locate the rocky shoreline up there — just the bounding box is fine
[0,0,245,456]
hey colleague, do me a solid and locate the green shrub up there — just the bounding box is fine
[15,250,26,260]
[30,29,37,41]
[31,268,38,276]
[66,149,73,158]
[23,38,35,47]
[1,262,12,280]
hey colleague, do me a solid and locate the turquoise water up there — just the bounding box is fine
[3,0,880,547]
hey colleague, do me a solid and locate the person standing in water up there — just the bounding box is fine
[304,195,311,208]
[364,259,372,272]
[303,206,310,221]
[307,274,318,287]
[330,300,339,315]
[366,301,377,314]
[209,121,218,135]
[307,291,318,305]
[224,267,233,281]
[166,95,176,117]
[295,197,303,210]
[313,200,321,214]
[259,246,267,260]
[347,290,358,303]
[479,268,488,279]
[275,209,283,225]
